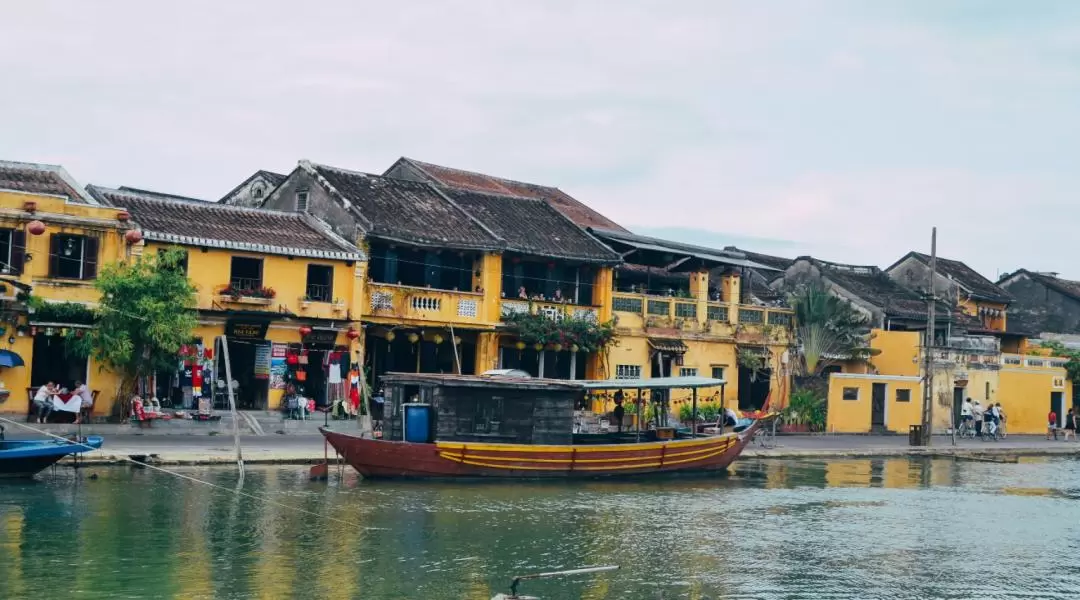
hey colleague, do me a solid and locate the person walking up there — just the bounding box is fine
[1047,409,1059,440]
[1063,409,1077,442]
[972,401,985,437]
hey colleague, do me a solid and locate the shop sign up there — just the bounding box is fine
[270,343,288,390]
[226,319,269,340]
[304,328,339,346]
[254,343,271,380]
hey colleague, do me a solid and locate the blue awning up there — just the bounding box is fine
[0,349,25,368]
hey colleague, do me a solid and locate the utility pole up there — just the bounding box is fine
[921,228,937,446]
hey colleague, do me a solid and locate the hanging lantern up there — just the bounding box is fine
[26,220,46,236]
[453,336,462,346]
[534,342,544,352]
[298,325,313,337]
[45,327,55,337]
[408,333,420,344]
[30,326,37,336]
[23,200,38,213]
[553,343,563,353]
[385,330,396,342]
[433,334,444,345]
[346,327,360,340]
[117,210,131,222]
[515,340,526,351]
[125,229,143,244]
[571,344,579,353]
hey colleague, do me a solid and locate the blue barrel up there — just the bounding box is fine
[404,404,432,443]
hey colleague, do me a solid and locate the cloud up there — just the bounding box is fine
[1,0,1078,280]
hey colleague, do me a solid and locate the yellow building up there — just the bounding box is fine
[261,161,621,387]
[826,373,922,433]
[88,186,366,413]
[0,161,130,416]
[587,229,794,413]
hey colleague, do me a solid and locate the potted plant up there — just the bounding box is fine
[300,294,313,309]
[780,389,826,433]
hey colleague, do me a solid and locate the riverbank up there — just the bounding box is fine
[18,432,1080,467]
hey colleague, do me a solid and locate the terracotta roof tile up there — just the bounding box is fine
[309,163,503,251]
[390,157,627,232]
[441,188,619,263]
[0,160,96,204]
[87,186,362,259]
[906,252,1011,303]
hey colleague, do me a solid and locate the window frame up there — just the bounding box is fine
[50,233,97,280]
[296,189,310,212]
[842,387,859,401]
[615,365,642,380]
[229,256,264,292]
[679,367,698,377]
[895,388,912,402]
[305,264,335,302]
[711,365,726,381]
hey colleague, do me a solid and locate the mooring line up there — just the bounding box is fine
[0,416,361,528]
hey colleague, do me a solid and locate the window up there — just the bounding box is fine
[985,382,991,400]
[616,365,641,380]
[842,387,859,401]
[0,228,26,275]
[674,302,697,319]
[896,389,911,402]
[711,366,726,381]
[305,264,334,302]
[49,234,98,280]
[229,256,263,293]
[295,190,310,212]
[679,367,698,377]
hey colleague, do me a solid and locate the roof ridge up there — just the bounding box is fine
[298,161,374,231]
[2,159,97,204]
[218,169,287,203]
[404,156,559,192]
[426,184,507,245]
[441,186,551,204]
[90,184,335,220]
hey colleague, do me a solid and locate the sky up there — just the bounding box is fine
[3,1,1079,281]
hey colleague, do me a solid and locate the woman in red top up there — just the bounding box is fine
[1048,410,1058,440]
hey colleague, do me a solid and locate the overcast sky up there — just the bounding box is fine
[3,1,1078,280]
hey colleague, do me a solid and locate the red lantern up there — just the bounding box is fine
[23,200,37,213]
[125,229,143,244]
[117,211,131,222]
[26,220,46,236]
[298,325,313,337]
[346,327,360,340]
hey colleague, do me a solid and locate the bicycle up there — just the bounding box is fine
[980,419,1002,442]
[956,418,976,439]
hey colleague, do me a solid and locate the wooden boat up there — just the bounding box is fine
[0,427,104,478]
[322,373,768,480]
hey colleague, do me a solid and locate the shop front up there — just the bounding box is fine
[364,327,479,392]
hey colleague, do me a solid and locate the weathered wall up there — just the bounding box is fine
[263,169,359,244]
[870,329,921,377]
[826,373,921,433]
[1001,274,1080,334]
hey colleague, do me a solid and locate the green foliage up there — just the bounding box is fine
[66,249,198,385]
[27,296,96,324]
[1035,340,1080,381]
[502,311,617,353]
[678,402,721,423]
[784,388,826,430]
[789,283,869,376]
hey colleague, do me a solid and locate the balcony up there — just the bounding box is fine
[365,282,485,325]
[499,299,600,323]
[1001,353,1068,370]
[610,291,793,339]
[218,278,275,307]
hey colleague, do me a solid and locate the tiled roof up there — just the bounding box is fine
[218,170,287,203]
[388,157,627,232]
[898,252,1012,303]
[725,247,794,272]
[441,188,620,264]
[813,259,928,319]
[1004,269,1080,304]
[86,186,363,260]
[0,160,96,204]
[307,162,503,251]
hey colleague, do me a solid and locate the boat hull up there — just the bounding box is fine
[321,423,761,480]
[0,436,104,478]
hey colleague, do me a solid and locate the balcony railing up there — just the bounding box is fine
[499,299,599,322]
[611,291,793,335]
[1001,353,1068,370]
[365,283,483,323]
[305,283,333,303]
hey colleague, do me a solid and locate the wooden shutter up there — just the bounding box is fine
[48,234,61,277]
[9,229,26,275]
[82,236,99,280]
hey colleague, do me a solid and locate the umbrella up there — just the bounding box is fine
[0,349,25,368]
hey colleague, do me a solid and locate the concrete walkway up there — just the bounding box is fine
[5,429,1074,467]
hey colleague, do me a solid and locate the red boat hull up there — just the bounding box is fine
[321,422,761,479]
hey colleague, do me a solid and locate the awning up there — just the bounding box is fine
[0,349,25,368]
[590,229,780,272]
[648,338,688,354]
[582,376,726,390]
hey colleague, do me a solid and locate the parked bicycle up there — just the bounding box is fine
[956,418,976,439]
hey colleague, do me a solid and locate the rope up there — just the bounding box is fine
[0,415,362,528]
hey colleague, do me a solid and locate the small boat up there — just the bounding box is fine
[0,426,104,478]
[322,373,769,480]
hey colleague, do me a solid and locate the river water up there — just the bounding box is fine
[2,457,1079,599]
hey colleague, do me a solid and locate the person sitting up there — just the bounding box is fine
[518,286,528,300]
[612,391,625,433]
[73,381,93,424]
[32,382,57,424]
[723,406,738,432]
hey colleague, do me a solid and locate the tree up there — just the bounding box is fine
[789,283,870,376]
[1033,340,1080,382]
[68,248,197,418]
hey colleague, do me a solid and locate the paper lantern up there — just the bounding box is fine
[346,327,360,340]
[23,200,37,213]
[117,210,131,222]
[533,342,543,352]
[571,344,579,353]
[433,334,444,345]
[385,331,396,342]
[27,220,46,236]
[453,336,462,346]
[298,325,313,337]
[515,340,526,351]
[125,229,143,244]
[553,343,563,353]
[407,333,419,344]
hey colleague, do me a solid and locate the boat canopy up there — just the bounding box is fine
[580,376,726,390]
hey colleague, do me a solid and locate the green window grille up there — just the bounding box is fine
[738,308,764,324]
[674,302,697,319]
[647,300,671,316]
[707,305,728,321]
[767,312,792,326]
[612,296,644,313]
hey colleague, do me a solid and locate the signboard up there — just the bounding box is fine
[304,328,339,347]
[226,319,269,340]
[270,343,288,390]
[253,343,271,380]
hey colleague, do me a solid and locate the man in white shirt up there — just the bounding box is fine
[73,381,92,424]
[971,401,984,437]
[32,382,57,423]
[960,398,973,431]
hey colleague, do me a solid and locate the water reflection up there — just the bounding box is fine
[1,457,1078,599]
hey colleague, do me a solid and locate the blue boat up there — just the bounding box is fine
[0,425,103,478]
